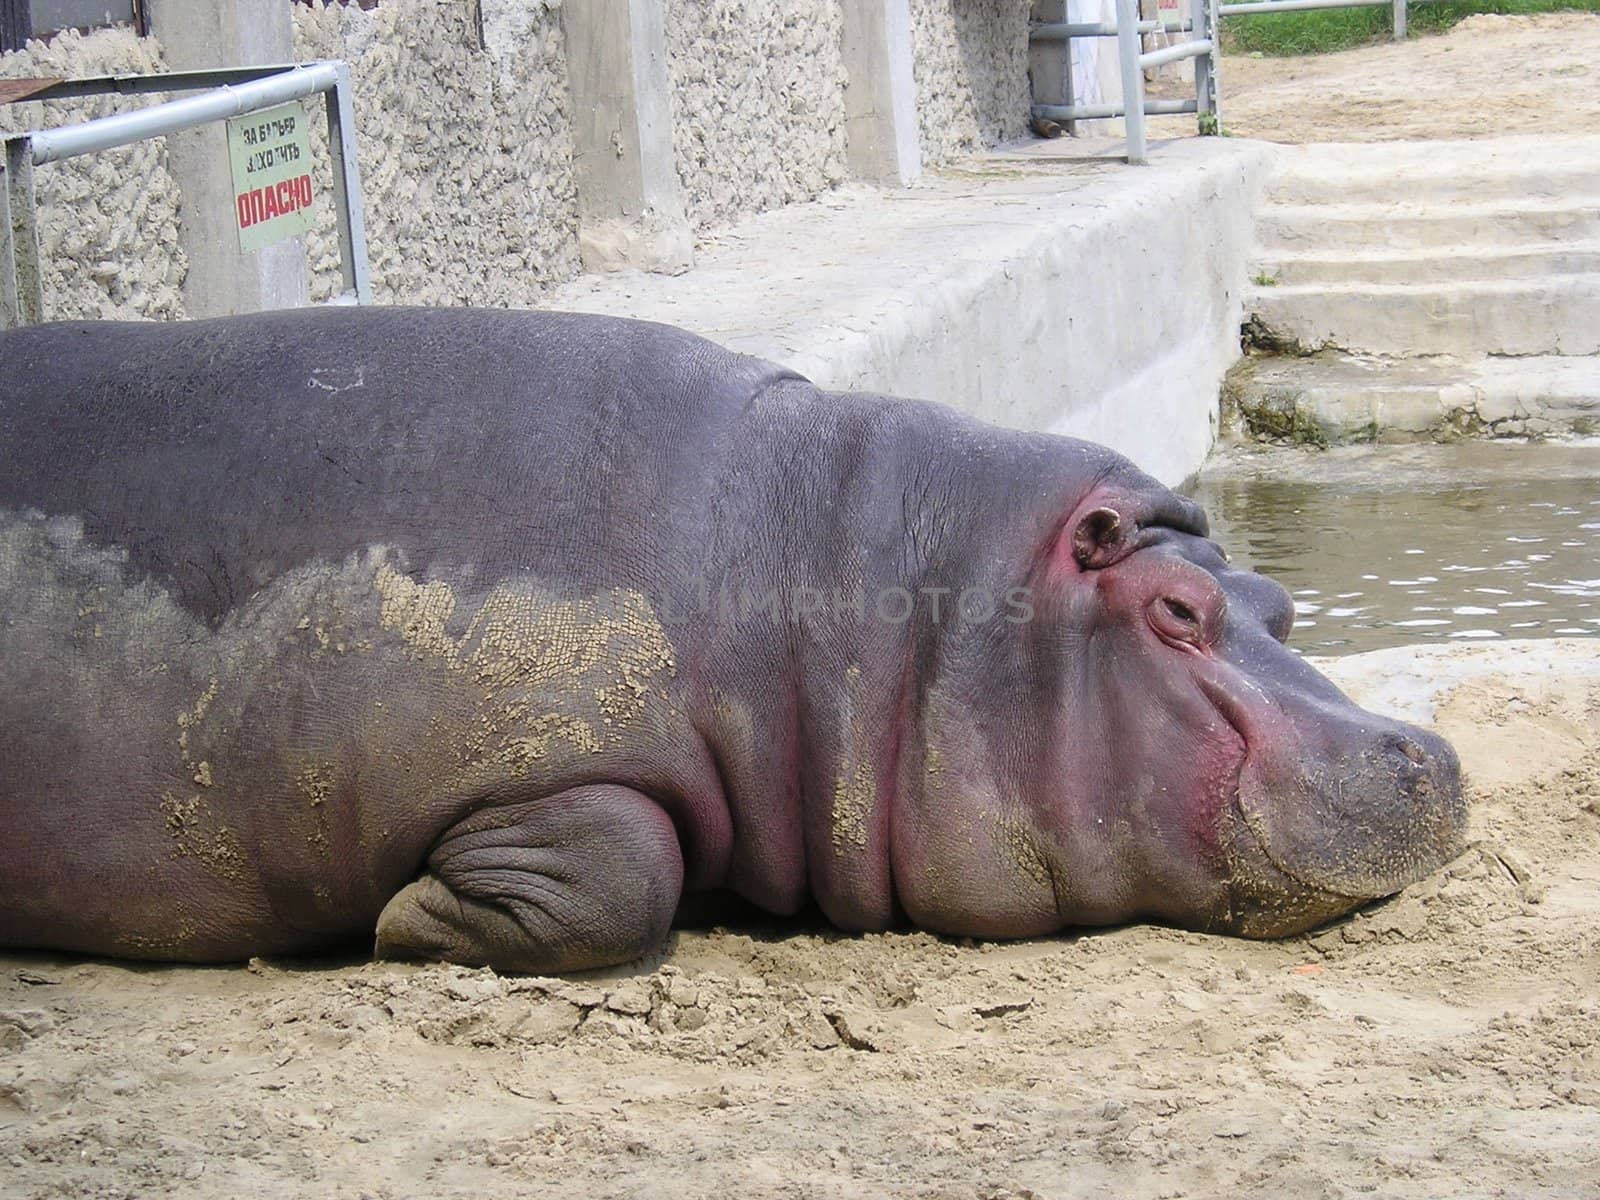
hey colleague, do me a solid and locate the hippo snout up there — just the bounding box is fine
[1214,681,1467,937]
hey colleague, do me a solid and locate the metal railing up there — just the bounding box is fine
[1222,0,1408,39]
[2,60,370,329]
[1033,0,1219,165]
[1030,0,1411,164]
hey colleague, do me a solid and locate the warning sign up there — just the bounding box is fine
[226,101,316,253]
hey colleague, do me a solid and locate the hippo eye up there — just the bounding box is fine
[1147,594,1214,651]
[1164,598,1198,627]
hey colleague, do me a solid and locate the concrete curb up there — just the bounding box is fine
[1235,352,1600,442]
[551,137,1277,486]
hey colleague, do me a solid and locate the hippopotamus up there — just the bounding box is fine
[0,307,1465,973]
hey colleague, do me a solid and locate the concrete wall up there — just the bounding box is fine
[556,138,1276,486]
[2,1,1047,323]
[0,27,186,320]
[801,142,1276,486]
[909,0,1033,166]
[664,0,849,236]
[1,8,1268,487]
[292,0,581,306]
[148,0,307,318]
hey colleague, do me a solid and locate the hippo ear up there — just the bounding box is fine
[1071,507,1126,570]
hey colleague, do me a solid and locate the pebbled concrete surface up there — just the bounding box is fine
[292,0,582,308]
[665,0,850,239]
[0,27,185,321]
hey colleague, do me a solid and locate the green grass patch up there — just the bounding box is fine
[1221,0,1600,56]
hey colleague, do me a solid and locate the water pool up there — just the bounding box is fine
[1187,441,1600,656]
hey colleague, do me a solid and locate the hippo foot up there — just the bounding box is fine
[374,785,684,974]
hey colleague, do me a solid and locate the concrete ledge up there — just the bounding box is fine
[552,137,1276,486]
[1246,276,1600,358]
[1237,352,1600,442]
[1263,135,1600,206]
[1254,198,1600,253]
[1312,638,1600,728]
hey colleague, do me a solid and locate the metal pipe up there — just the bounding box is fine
[1034,98,1197,121]
[1139,37,1215,69]
[27,61,342,166]
[1393,0,1407,39]
[18,64,309,102]
[323,63,372,306]
[8,61,370,324]
[1033,19,1191,39]
[1197,0,1219,129]
[1220,0,1389,15]
[3,138,42,326]
[0,153,17,328]
[1114,0,1147,164]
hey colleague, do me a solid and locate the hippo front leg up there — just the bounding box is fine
[374,785,684,974]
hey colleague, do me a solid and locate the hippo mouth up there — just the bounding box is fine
[1194,666,1467,938]
[1198,685,1369,932]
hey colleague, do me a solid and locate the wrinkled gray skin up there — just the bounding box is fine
[0,308,1466,972]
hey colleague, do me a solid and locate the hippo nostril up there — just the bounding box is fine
[1380,732,1429,767]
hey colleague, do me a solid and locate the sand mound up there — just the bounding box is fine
[1206,12,1600,143]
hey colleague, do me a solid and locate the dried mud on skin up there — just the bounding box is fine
[2,649,1597,1199]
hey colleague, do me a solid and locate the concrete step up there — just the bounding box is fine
[1254,197,1600,254]
[1244,275,1600,357]
[1254,241,1600,287]
[1232,352,1600,442]
[1264,136,1600,207]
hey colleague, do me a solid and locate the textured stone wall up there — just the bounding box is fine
[3,2,1042,327]
[292,0,580,306]
[0,28,186,321]
[665,0,849,236]
[909,0,1033,167]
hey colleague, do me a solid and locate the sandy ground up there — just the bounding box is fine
[7,19,1600,1199]
[1147,11,1600,141]
[2,640,1597,1199]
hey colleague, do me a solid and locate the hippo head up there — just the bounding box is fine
[900,479,1467,941]
[1048,487,1467,938]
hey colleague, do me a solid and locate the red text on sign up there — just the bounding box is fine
[236,174,314,229]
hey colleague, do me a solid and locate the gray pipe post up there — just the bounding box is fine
[323,62,372,304]
[0,149,15,328]
[2,137,42,327]
[1221,0,1390,15]
[1030,0,1078,137]
[1392,0,1406,39]
[1115,0,1148,164]
[1196,0,1219,129]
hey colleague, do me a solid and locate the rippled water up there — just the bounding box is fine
[1187,443,1600,656]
